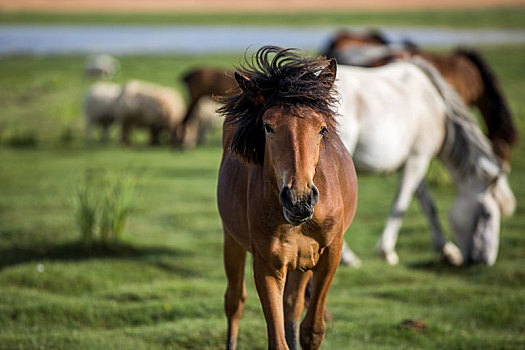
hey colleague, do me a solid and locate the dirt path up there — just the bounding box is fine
[1,0,524,13]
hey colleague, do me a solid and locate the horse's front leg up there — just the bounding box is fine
[253,252,288,350]
[284,270,312,350]
[377,155,430,265]
[300,235,342,350]
[415,180,463,265]
[224,231,247,350]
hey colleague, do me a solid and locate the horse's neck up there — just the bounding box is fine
[438,150,489,197]
[439,159,475,196]
[437,110,498,197]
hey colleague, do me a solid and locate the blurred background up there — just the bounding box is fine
[0,1,524,349]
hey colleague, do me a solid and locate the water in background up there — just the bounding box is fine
[1,25,525,55]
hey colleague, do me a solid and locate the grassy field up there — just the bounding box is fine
[0,8,524,28]
[0,42,524,349]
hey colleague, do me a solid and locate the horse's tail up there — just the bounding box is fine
[455,48,518,149]
[410,57,500,173]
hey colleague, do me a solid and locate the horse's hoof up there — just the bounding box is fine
[379,250,399,265]
[442,242,463,266]
[340,250,362,268]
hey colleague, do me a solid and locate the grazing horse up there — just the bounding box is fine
[323,30,518,168]
[175,67,237,149]
[217,46,357,350]
[335,59,515,266]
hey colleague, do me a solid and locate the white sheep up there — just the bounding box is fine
[114,80,185,145]
[83,81,121,143]
[84,54,120,79]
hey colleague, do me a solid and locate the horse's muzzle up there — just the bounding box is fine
[279,184,319,226]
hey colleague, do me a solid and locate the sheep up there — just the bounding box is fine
[114,80,185,145]
[83,81,121,143]
[84,54,120,79]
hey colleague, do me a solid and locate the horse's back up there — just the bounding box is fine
[184,68,237,102]
[336,62,447,172]
[418,51,483,105]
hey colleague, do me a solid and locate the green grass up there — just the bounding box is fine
[0,8,525,28]
[0,45,524,349]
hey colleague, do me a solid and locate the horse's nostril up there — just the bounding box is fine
[309,184,319,207]
[279,185,293,208]
[280,184,319,211]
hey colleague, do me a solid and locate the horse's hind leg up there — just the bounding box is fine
[377,155,430,265]
[224,231,247,350]
[284,270,312,350]
[300,236,342,350]
[415,180,463,265]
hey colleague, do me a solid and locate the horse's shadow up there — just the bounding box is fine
[0,240,195,276]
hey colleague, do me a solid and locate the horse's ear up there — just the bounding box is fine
[320,59,337,88]
[234,72,265,106]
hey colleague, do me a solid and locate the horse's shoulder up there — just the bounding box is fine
[221,120,236,150]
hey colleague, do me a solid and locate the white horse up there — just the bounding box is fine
[335,59,515,266]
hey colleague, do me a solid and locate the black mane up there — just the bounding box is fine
[218,46,338,164]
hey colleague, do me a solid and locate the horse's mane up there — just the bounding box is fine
[454,48,518,147]
[219,46,339,164]
[410,57,502,183]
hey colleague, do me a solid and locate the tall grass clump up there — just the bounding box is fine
[72,171,137,247]
[73,179,98,245]
[98,174,136,245]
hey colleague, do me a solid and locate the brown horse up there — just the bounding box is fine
[175,67,237,148]
[217,46,357,350]
[323,30,518,168]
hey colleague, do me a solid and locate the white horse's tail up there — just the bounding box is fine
[409,57,500,179]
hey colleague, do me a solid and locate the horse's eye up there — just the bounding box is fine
[319,126,328,136]
[264,123,273,134]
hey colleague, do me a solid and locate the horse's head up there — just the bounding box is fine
[221,46,338,226]
[262,104,326,225]
[449,157,516,265]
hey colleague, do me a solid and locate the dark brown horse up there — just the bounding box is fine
[175,67,237,149]
[323,30,518,168]
[217,46,357,350]
[323,29,390,53]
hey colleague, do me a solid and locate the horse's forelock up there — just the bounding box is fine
[219,46,338,164]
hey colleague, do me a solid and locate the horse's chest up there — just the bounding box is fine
[268,231,324,272]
